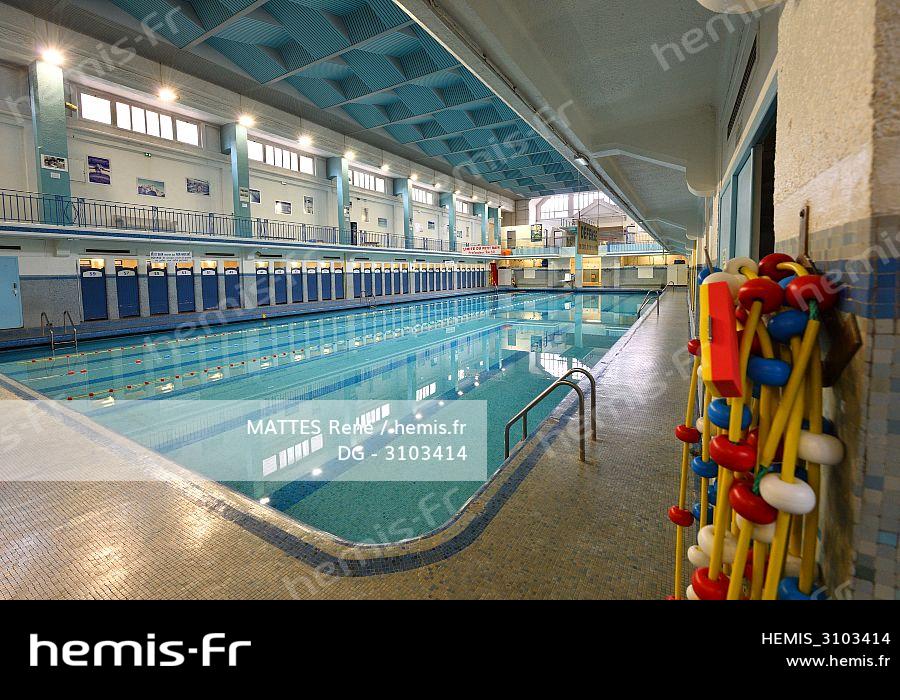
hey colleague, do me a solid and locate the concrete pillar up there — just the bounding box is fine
[474,202,488,245]
[488,207,501,246]
[29,60,71,224]
[218,269,227,311]
[221,123,252,236]
[138,270,150,317]
[105,268,120,320]
[327,157,351,244]
[440,192,457,251]
[394,178,414,248]
[193,267,203,312]
[166,263,178,313]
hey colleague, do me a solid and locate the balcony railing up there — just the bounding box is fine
[0,189,462,254]
[605,241,665,254]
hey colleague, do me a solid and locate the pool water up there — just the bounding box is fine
[0,291,640,542]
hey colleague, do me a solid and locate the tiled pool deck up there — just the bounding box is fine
[0,290,689,599]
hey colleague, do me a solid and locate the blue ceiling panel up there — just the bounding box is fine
[341,50,406,90]
[106,0,587,198]
[393,84,446,114]
[110,0,204,47]
[432,109,475,133]
[341,103,389,128]
[266,0,351,58]
[207,37,287,82]
[286,75,346,106]
[382,123,423,143]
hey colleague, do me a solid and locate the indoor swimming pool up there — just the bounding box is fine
[0,291,641,542]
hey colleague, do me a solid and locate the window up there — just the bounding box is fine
[455,199,472,215]
[350,169,386,194]
[247,138,314,174]
[81,93,112,124]
[80,90,201,147]
[412,187,434,205]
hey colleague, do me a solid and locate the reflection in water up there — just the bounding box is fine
[0,292,639,541]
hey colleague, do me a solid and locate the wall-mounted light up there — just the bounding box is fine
[573,154,589,166]
[40,48,65,66]
[381,163,390,172]
[238,114,255,128]
[344,150,356,161]
[158,87,177,102]
[410,173,418,181]
[298,134,312,149]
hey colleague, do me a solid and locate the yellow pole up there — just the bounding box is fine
[727,521,754,599]
[700,390,712,528]
[799,348,823,594]
[751,542,767,600]
[762,378,806,600]
[674,354,701,599]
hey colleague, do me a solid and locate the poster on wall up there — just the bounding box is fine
[186,177,210,196]
[378,217,388,228]
[275,200,292,215]
[303,196,314,214]
[249,189,261,204]
[530,224,543,242]
[41,154,68,172]
[427,221,436,230]
[239,186,251,203]
[150,251,192,263]
[87,156,110,185]
[137,178,166,198]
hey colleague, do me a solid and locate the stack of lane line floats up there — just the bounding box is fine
[669,252,845,600]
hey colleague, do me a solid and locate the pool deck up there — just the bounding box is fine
[0,290,690,599]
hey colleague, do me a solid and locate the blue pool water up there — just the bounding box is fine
[0,292,639,542]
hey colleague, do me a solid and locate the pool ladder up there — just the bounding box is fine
[504,367,597,463]
[637,282,675,317]
[41,310,78,357]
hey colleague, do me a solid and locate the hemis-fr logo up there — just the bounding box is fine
[30,633,251,668]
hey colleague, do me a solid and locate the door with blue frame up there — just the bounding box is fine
[201,262,219,310]
[224,264,241,308]
[353,266,362,298]
[115,259,140,318]
[0,257,23,329]
[175,263,195,313]
[256,265,270,306]
[291,266,304,303]
[374,265,383,295]
[321,264,333,300]
[273,264,288,304]
[79,259,108,321]
[306,266,319,301]
[334,266,345,299]
[147,263,169,314]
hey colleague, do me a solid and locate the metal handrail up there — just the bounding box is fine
[504,364,599,463]
[638,286,667,317]
[0,188,465,255]
[40,312,51,335]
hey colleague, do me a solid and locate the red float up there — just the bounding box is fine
[691,567,730,600]
[784,274,839,311]
[668,505,694,527]
[758,253,795,281]
[737,278,784,314]
[709,435,756,472]
[675,424,701,443]
[687,338,701,356]
[729,480,778,524]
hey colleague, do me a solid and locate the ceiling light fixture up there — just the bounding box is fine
[158,87,177,102]
[238,114,255,128]
[573,154,589,166]
[344,150,355,161]
[40,48,65,66]
[298,134,312,148]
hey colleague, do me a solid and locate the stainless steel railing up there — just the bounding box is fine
[504,367,597,462]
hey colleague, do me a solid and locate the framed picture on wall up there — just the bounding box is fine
[378,217,388,228]
[87,156,110,185]
[137,178,166,197]
[41,154,68,172]
[303,196,313,214]
[275,200,292,215]
[249,189,261,204]
[186,177,210,195]
[427,221,436,230]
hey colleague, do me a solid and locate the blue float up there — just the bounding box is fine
[778,274,796,290]
[692,501,715,524]
[691,455,718,478]
[778,577,826,600]
[697,266,722,286]
[802,417,836,436]
[768,309,808,343]
[748,356,792,387]
[707,398,752,431]
[707,481,717,506]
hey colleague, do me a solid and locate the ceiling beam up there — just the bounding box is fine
[184,0,270,50]
[330,64,462,108]
[262,20,417,85]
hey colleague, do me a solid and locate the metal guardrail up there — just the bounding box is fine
[0,189,464,254]
[504,367,597,462]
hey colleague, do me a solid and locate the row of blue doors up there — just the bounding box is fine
[79,261,242,321]
[255,266,345,306]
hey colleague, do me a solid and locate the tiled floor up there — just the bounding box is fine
[0,291,690,599]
